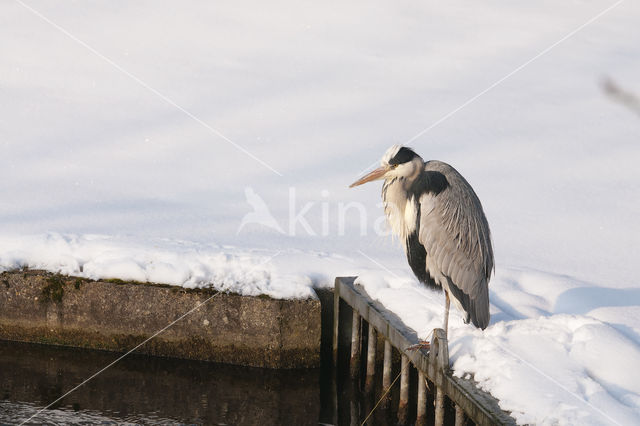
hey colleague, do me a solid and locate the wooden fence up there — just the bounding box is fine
[332,276,516,426]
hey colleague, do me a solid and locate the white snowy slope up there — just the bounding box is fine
[1,1,640,424]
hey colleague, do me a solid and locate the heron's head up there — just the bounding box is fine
[350,145,423,188]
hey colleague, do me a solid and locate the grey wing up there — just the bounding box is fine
[417,161,494,329]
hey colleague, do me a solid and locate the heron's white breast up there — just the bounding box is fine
[382,178,418,243]
[404,197,418,235]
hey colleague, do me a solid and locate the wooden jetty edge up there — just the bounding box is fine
[333,276,516,426]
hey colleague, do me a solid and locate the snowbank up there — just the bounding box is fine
[0,233,315,299]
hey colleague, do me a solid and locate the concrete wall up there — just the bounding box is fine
[0,270,321,369]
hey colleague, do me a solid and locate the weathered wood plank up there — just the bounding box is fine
[332,277,341,366]
[365,324,377,393]
[398,354,410,424]
[350,310,361,378]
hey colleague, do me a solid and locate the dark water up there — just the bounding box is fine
[0,341,324,425]
[0,338,421,426]
[0,305,429,426]
[0,340,417,426]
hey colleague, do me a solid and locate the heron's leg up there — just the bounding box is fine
[443,291,450,339]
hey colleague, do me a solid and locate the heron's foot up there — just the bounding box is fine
[407,340,430,351]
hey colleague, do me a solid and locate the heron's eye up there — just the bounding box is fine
[390,164,398,169]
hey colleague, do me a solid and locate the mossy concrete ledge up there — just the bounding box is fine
[0,270,321,369]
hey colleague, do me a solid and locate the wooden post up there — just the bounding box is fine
[350,397,359,426]
[429,328,449,426]
[365,324,377,393]
[331,374,338,426]
[397,355,409,424]
[331,278,343,426]
[416,371,427,426]
[455,404,465,426]
[350,311,361,379]
[332,279,340,366]
[435,387,445,426]
[381,339,392,408]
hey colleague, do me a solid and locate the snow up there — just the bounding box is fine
[1,0,640,424]
[0,233,316,299]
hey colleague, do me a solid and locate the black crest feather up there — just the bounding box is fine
[388,147,418,165]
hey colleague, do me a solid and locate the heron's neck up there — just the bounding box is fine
[382,176,416,242]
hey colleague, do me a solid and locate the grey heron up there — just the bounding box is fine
[350,145,494,342]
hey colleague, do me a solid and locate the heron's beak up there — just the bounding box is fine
[349,166,388,188]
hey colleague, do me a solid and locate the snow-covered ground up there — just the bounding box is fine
[1,1,639,424]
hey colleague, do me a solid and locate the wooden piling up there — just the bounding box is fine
[455,404,465,426]
[350,393,359,426]
[417,371,427,426]
[332,280,340,366]
[435,387,445,426]
[350,311,361,379]
[398,354,409,424]
[331,375,338,426]
[382,339,392,388]
[430,328,449,426]
[381,339,392,408]
[365,324,377,393]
